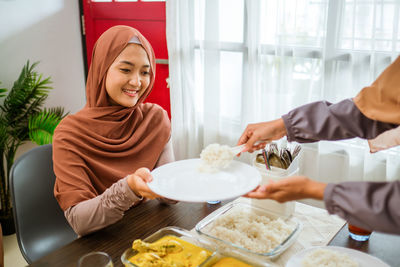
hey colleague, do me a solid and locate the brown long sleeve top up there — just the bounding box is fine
[65,139,175,236]
[282,99,400,234]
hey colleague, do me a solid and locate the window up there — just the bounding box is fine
[339,0,400,51]
[168,0,400,173]
[193,0,399,121]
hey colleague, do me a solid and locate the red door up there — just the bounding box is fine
[81,0,171,117]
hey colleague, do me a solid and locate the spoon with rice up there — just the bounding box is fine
[198,144,249,172]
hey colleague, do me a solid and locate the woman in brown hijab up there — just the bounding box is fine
[238,56,400,234]
[53,26,174,236]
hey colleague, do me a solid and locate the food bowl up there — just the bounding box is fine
[121,226,216,267]
[195,202,302,264]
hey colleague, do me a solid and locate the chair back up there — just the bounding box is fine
[10,144,76,263]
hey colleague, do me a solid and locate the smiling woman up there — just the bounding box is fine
[105,43,151,107]
[52,26,175,236]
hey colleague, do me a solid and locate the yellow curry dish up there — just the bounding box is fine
[128,235,212,267]
[212,257,253,267]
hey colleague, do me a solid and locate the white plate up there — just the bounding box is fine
[148,158,261,202]
[286,246,390,267]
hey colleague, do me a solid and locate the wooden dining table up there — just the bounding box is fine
[29,200,399,267]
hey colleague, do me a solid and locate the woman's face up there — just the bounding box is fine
[105,43,151,107]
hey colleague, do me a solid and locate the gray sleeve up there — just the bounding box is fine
[64,178,142,236]
[324,181,400,234]
[282,99,397,143]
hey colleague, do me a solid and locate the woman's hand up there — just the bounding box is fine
[237,118,287,153]
[127,167,160,199]
[244,176,326,202]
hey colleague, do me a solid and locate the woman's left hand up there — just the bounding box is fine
[127,167,161,199]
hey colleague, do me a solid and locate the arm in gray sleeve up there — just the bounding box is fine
[324,181,400,234]
[282,99,397,143]
[64,177,142,236]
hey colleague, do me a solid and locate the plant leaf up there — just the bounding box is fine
[0,117,8,150]
[28,109,64,145]
[3,60,53,134]
[0,82,7,98]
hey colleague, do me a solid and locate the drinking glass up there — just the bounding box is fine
[207,200,221,204]
[77,251,113,267]
[348,223,372,241]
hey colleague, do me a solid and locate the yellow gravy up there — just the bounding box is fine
[212,257,253,267]
[128,235,212,267]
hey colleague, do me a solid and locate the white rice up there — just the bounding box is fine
[199,144,234,172]
[301,249,359,267]
[207,209,295,253]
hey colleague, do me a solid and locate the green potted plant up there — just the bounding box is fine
[0,61,68,235]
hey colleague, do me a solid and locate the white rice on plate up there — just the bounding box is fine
[207,209,295,253]
[301,248,359,267]
[199,144,234,172]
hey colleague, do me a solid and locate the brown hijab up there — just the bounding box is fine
[354,56,400,152]
[53,26,170,211]
[354,56,400,125]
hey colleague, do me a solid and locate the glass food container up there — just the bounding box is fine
[195,202,302,265]
[201,251,270,267]
[121,226,217,267]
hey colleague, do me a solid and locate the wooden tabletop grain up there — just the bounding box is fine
[29,200,227,267]
[328,225,400,267]
[29,200,400,267]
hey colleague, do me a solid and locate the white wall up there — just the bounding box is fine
[0,0,86,157]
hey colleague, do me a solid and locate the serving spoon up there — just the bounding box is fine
[230,141,265,155]
[230,144,246,155]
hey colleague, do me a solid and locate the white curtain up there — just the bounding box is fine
[166,1,202,160]
[166,0,400,185]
